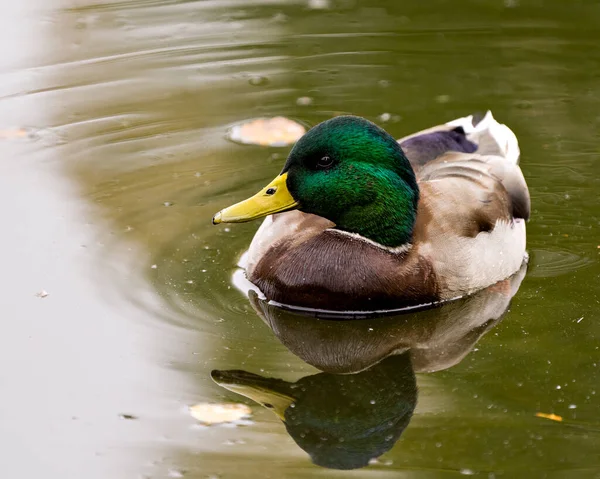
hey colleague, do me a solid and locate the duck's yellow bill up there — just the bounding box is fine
[212,172,299,224]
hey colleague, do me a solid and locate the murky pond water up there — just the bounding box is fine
[1,0,599,477]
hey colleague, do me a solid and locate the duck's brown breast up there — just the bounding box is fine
[249,230,440,311]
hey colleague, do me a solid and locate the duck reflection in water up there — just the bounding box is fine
[212,264,526,470]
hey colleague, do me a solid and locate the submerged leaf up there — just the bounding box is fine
[0,128,28,139]
[228,117,305,147]
[189,402,252,425]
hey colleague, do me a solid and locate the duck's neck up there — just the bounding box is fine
[335,178,418,248]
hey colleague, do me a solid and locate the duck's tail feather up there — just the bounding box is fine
[446,111,520,164]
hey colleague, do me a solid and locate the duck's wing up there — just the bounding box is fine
[417,151,530,227]
[414,151,529,298]
[399,111,520,172]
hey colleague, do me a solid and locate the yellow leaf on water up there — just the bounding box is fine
[535,412,563,422]
[189,402,252,425]
[228,117,305,147]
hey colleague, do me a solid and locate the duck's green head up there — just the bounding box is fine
[213,116,419,247]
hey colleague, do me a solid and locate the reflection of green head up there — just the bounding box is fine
[283,116,419,247]
[212,353,417,470]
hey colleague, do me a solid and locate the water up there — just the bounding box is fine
[1,0,599,477]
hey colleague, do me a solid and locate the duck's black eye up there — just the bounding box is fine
[316,155,334,169]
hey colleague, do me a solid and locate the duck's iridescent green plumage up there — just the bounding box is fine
[283,116,419,247]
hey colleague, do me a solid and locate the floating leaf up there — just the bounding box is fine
[536,412,563,422]
[189,402,252,425]
[228,117,305,147]
[296,96,313,106]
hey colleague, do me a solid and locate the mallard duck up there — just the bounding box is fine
[213,112,530,311]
